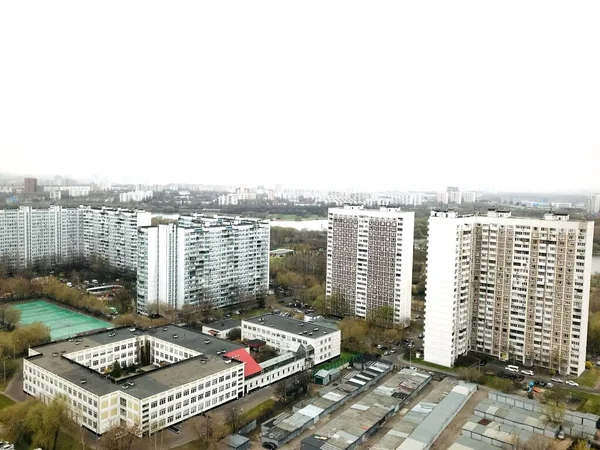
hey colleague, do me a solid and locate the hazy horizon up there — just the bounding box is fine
[1,1,599,192]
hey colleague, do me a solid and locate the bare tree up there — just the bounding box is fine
[542,387,567,424]
[292,371,312,396]
[100,423,141,450]
[225,406,241,433]
[274,379,290,403]
[189,414,228,450]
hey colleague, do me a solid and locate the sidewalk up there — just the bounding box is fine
[3,358,27,403]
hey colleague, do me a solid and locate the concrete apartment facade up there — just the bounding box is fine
[136,215,270,314]
[0,206,150,273]
[82,207,151,273]
[424,209,594,376]
[325,205,414,325]
[23,326,246,436]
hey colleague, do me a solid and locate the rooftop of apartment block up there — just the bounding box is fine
[179,214,269,228]
[328,205,412,217]
[430,208,586,223]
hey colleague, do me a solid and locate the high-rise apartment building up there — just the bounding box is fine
[81,206,151,273]
[0,206,150,273]
[325,206,414,325]
[23,177,37,194]
[424,209,593,375]
[0,206,83,270]
[586,194,600,214]
[137,215,270,314]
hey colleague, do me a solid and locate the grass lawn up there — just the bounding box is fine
[239,308,270,320]
[172,442,200,450]
[55,432,90,450]
[239,398,277,424]
[0,394,15,410]
[575,368,600,388]
[15,430,90,450]
[410,358,459,373]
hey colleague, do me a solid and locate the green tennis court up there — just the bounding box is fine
[13,300,112,341]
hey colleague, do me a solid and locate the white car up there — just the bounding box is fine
[551,377,564,383]
[546,382,554,388]
[565,380,579,387]
[505,365,519,373]
[521,370,535,376]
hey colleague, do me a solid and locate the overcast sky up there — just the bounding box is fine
[1,1,599,192]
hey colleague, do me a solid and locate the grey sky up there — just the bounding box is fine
[1,1,599,192]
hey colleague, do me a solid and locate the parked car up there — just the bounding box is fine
[505,365,519,373]
[521,369,534,376]
[479,360,487,367]
[551,377,564,383]
[546,382,554,388]
[565,380,579,387]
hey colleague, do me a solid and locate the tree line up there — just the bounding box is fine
[586,274,600,356]
[0,276,111,317]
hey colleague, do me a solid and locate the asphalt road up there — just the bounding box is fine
[391,352,600,394]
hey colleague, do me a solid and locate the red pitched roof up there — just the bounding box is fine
[224,349,262,377]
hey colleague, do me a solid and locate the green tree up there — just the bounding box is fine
[313,294,327,315]
[366,305,395,328]
[226,328,242,341]
[338,317,371,352]
[25,395,72,450]
[3,306,21,330]
[111,360,122,378]
[382,327,404,343]
[458,367,483,383]
[0,398,37,443]
[113,289,133,313]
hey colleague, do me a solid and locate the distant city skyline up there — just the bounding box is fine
[1,171,600,195]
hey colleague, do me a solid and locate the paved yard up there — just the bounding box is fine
[431,388,488,450]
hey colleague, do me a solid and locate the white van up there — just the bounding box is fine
[505,365,519,373]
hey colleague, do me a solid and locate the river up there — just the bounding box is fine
[270,219,328,231]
